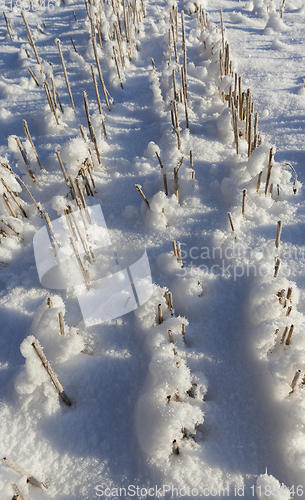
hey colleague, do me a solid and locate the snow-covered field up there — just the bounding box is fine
[1,0,305,498]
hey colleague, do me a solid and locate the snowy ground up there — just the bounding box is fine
[1,0,305,498]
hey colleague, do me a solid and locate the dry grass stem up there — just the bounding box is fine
[158,303,163,324]
[176,241,182,266]
[275,220,282,249]
[256,171,262,194]
[174,167,179,201]
[274,257,280,278]
[47,297,53,307]
[156,151,164,169]
[2,457,46,489]
[173,440,179,455]
[12,484,30,500]
[59,312,65,336]
[28,68,39,86]
[242,189,246,217]
[56,151,69,183]
[56,39,76,113]
[135,184,150,208]
[32,340,72,406]
[43,80,59,125]
[1,179,27,217]
[285,324,294,346]
[23,120,42,169]
[3,12,13,40]
[228,212,235,232]
[290,369,301,393]
[182,323,185,342]
[168,329,174,343]
[70,36,78,53]
[3,193,17,218]
[92,38,111,110]
[51,75,64,113]
[172,240,178,257]
[0,218,19,235]
[83,92,101,164]
[163,173,168,196]
[287,287,292,301]
[43,213,61,247]
[113,46,124,89]
[280,326,289,344]
[21,12,41,67]
[265,147,274,195]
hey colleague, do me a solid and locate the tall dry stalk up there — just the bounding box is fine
[56,39,76,113]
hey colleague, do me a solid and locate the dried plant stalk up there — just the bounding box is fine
[91,65,107,137]
[181,11,187,99]
[234,108,239,155]
[242,189,246,217]
[12,484,30,500]
[220,8,225,52]
[58,312,65,336]
[158,303,163,324]
[168,329,174,343]
[43,213,61,247]
[285,324,294,346]
[172,240,178,257]
[83,91,101,164]
[265,148,274,195]
[275,220,282,249]
[173,439,179,455]
[51,75,64,114]
[0,218,19,235]
[182,323,185,342]
[1,178,27,217]
[92,37,111,109]
[174,167,179,201]
[1,163,41,213]
[56,39,76,113]
[290,369,301,394]
[163,173,168,196]
[248,113,253,157]
[32,340,71,406]
[135,184,150,208]
[23,120,42,169]
[28,68,39,86]
[3,193,17,218]
[21,12,41,67]
[113,46,123,89]
[156,151,164,169]
[176,241,182,266]
[274,258,280,278]
[286,306,292,317]
[2,457,46,489]
[287,287,292,301]
[43,81,59,125]
[70,234,90,286]
[256,171,262,194]
[190,150,193,170]
[70,36,78,53]
[228,212,235,232]
[165,290,174,312]
[47,297,53,307]
[3,12,13,40]
[280,326,289,344]
[56,151,69,183]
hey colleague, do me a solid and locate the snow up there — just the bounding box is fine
[1,0,305,498]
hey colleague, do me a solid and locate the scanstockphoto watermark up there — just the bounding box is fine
[176,243,305,280]
[95,484,231,498]
[2,0,55,11]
